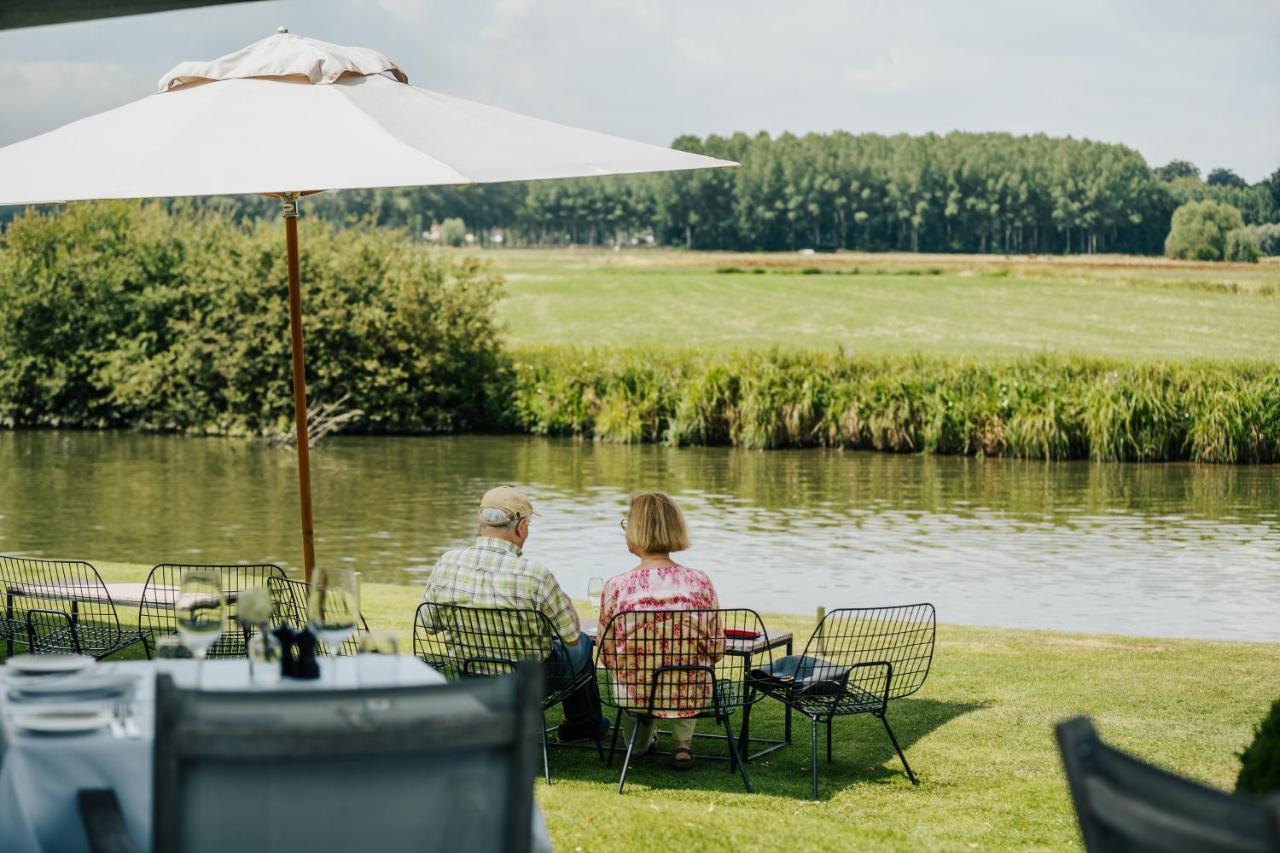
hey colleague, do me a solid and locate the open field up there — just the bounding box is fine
[34,562,1279,852]
[479,249,1280,361]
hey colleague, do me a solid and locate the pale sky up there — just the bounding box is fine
[0,0,1277,181]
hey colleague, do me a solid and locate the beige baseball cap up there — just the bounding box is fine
[478,484,538,524]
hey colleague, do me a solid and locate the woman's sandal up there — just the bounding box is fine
[643,734,660,756]
[673,745,694,770]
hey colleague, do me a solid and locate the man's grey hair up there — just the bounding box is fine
[478,506,519,532]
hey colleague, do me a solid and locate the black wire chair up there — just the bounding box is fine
[268,576,370,656]
[414,601,604,785]
[1056,716,1280,852]
[0,555,145,659]
[596,608,773,794]
[138,563,285,659]
[748,603,936,799]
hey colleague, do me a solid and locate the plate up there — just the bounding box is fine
[8,671,138,699]
[6,654,94,676]
[9,706,112,734]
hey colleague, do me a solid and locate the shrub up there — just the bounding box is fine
[439,217,467,247]
[0,201,507,434]
[1225,228,1261,263]
[1236,699,1280,796]
[1237,223,1280,257]
[1164,200,1245,261]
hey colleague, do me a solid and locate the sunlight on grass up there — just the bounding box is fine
[61,562,1280,851]
[486,249,1280,362]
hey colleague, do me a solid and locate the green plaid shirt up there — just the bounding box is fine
[421,537,580,644]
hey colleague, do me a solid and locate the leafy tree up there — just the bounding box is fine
[1225,228,1261,262]
[1155,160,1200,181]
[440,217,467,247]
[0,201,507,432]
[1206,167,1248,189]
[1164,200,1245,261]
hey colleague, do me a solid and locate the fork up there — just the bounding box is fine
[112,699,141,739]
[109,702,126,738]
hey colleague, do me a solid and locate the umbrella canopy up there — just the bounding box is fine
[0,32,734,579]
[0,31,733,203]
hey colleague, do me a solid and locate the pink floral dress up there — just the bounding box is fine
[598,565,723,719]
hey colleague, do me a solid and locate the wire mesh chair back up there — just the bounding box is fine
[799,603,936,701]
[0,555,133,657]
[268,576,368,656]
[597,608,771,719]
[415,601,559,681]
[139,563,285,659]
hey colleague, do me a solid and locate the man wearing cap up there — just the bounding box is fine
[421,485,609,743]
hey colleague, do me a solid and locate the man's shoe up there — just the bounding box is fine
[558,718,609,743]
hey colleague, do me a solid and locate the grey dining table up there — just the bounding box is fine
[0,656,552,852]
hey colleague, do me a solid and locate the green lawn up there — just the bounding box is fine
[40,562,1280,852]
[482,249,1280,361]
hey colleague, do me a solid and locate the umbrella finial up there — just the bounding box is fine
[276,26,288,34]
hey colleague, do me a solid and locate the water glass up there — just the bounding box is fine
[175,569,225,687]
[586,576,604,614]
[153,634,190,678]
[356,629,400,686]
[308,567,360,684]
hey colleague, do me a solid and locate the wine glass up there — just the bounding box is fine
[308,567,360,685]
[175,569,226,688]
[586,576,604,613]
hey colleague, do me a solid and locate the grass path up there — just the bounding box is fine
[482,249,1280,361]
[63,562,1280,851]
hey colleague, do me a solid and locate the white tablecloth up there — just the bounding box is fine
[0,656,551,852]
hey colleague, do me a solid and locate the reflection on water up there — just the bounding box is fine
[1,431,1277,641]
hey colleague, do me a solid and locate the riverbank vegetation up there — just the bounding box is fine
[510,349,1280,462]
[19,560,1278,851]
[0,201,505,434]
[3,203,1279,462]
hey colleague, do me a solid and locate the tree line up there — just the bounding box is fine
[5,131,1277,255]
[279,132,1280,255]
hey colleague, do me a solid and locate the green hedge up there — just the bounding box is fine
[0,201,506,434]
[510,348,1280,462]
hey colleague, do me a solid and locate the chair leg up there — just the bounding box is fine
[826,717,833,763]
[607,707,623,768]
[617,716,641,795]
[721,715,752,793]
[881,715,918,785]
[810,717,820,799]
[541,710,551,786]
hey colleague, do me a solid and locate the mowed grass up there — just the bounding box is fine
[42,562,1280,852]
[480,249,1280,361]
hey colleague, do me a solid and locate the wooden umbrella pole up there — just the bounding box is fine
[282,193,317,582]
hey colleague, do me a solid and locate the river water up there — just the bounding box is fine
[0,431,1276,641]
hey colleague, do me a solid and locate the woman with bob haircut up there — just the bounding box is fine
[598,491,722,769]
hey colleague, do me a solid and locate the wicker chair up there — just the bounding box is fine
[748,603,936,798]
[596,608,773,794]
[268,576,369,656]
[138,563,285,659]
[414,601,604,784]
[0,555,145,659]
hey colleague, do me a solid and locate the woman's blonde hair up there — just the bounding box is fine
[625,491,691,554]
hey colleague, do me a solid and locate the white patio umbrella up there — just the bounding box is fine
[0,31,734,580]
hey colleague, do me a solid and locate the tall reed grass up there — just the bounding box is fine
[508,348,1280,463]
